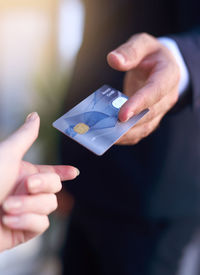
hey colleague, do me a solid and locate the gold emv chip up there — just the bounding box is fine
[73,123,90,134]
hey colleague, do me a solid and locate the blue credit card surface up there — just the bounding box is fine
[53,85,149,156]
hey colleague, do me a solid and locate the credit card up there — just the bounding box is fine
[53,85,149,156]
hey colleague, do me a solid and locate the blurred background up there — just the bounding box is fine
[1,1,200,275]
[0,0,84,274]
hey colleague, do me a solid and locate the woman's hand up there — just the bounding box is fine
[0,112,79,252]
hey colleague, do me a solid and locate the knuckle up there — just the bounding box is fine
[55,176,62,192]
[25,175,32,187]
[50,194,58,212]
[53,173,60,182]
[153,117,161,130]
[149,80,164,103]
[50,173,60,183]
[140,32,150,42]
[135,93,148,111]
[27,174,42,186]
[143,123,151,137]
[133,138,140,145]
[27,174,36,183]
[57,181,62,193]
[45,173,61,193]
[42,194,57,214]
[149,107,156,119]
[123,42,138,60]
[140,32,157,46]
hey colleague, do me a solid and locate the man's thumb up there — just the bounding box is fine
[107,33,159,72]
[4,112,40,160]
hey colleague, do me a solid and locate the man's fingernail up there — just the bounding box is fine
[3,216,20,225]
[110,51,126,64]
[76,168,80,176]
[3,199,22,212]
[29,178,42,192]
[26,112,38,122]
[124,112,134,122]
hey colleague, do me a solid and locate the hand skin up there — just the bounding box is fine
[107,33,180,145]
[0,112,79,252]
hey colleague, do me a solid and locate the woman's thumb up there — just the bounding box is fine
[4,112,40,160]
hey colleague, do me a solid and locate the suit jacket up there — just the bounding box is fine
[61,0,200,219]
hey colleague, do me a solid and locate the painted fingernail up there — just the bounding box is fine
[29,178,42,192]
[26,112,38,122]
[76,168,80,176]
[110,51,126,64]
[3,199,22,212]
[3,216,20,225]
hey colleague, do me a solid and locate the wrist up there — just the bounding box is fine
[158,37,190,97]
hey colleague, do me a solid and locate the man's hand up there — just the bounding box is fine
[0,112,79,252]
[107,33,180,145]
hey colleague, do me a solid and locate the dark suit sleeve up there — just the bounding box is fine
[64,1,200,113]
[171,28,200,109]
